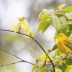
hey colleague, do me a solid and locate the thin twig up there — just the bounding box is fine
[66,19,72,21]
[35,62,52,72]
[40,5,43,10]
[1,61,21,66]
[2,50,39,68]
[54,9,65,12]
[15,40,34,55]
[66,57,72,60]
[0,29,55,72]
[52,57,72,64]
[35,64,45,72]
[1,60,39,68]
[4,50,23,61]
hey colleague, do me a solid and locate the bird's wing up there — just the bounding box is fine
[63,39,72,50]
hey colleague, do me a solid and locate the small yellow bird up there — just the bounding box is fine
[57,33,72,53]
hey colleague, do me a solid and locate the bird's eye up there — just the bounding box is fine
[60,35,62,36]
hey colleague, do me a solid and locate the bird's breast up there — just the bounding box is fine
[57,40,70,53]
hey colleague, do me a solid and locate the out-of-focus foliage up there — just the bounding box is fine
[58,4,66,10]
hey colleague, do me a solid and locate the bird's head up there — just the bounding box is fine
[56,33,68,40]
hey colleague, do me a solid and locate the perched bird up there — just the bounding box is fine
[57,33,72,53]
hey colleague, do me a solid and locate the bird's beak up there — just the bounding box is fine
[54,33,59,38]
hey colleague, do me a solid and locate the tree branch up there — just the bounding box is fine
[54,9,65,12]
[1,61,21,66]
[66,57,72,60]
[1,50,39,68]
[0,29,55,72]
[35,64,45,72]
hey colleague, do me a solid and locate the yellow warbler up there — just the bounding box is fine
[57,33,72,53]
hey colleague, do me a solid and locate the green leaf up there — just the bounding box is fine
[65,59,72,65]
[56,67,62,72]
[59,59,63,65]
[52,44,57,51]
[60,26,71,37]
[42,20,51,34]
[65,66,72,72]
[65,6,72,12]
[38,64,45,72]
[55,12,63,17]
[53,49,60,58]
[40,14,46,20]
[42,9,54,15]
[53,34,57,43]
[53,31,60,42]
[58,63,67,72]
[65,12,72,19]
[37,16,49,32]
[58,4,66,10]
[37,12,47,21]
[59,16,66,24]
[50,16,61,31]
[65,32,71,37]
[42,9,49,15]
[46,65,52,71]
[60,26,67,34]
[31,63,37,72]
[67,24,72,32]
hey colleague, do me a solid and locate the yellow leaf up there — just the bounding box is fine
[20,19,34,36]
[21,24,25,29]
[17,17,20,20]
[12,24,17,32]
[23,20,29,26]
[17,23,20,29]
[24,29,30,34]
[58,4,66,10]
[37,12,45,21]
[29,32,34,36]
[56,69,62,72]
[40,55,47,58]
[21,20,29,29]
[23,27,32,35]
[12,17,34,35]
[17,17,26,21]
[40,55,47,61]
[46,59,50,64]
[31,32,34,36]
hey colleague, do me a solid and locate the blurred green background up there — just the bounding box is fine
[0,0,72,72]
